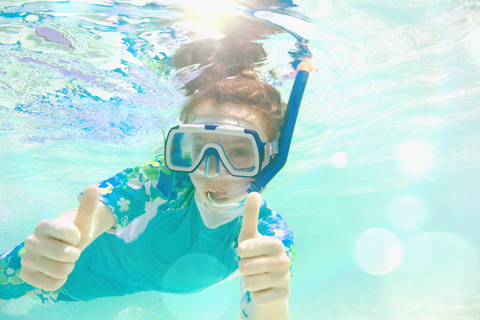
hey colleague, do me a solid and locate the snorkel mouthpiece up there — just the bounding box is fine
[207,182,249,210]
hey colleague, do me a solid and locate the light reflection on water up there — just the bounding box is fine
[1,0,480,319]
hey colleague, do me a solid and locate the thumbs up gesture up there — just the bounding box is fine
[20,185,100,291]
[238,193,291,307]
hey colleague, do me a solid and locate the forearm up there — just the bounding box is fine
[240,299,290,320]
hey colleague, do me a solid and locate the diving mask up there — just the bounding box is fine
[165,123,278,178]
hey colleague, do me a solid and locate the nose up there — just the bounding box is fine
[204,154,226,178]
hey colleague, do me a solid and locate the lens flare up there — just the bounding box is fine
[395,225,433,273]
[354,228,403,275]
[330,151,348,169]
[395,139,436,175]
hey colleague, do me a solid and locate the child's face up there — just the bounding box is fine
[188,103,271,211]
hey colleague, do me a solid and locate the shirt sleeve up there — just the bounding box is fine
[233,198,296,311]
[77,154,175,233]
[0,243,34,300]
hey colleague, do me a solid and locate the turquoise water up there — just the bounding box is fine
[1,0,480,319]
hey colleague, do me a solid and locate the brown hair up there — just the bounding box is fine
[173,38,268,97]
[179,76,287,142]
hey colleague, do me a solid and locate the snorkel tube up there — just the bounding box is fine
[207,56,312,206]
[243,10,315,193]
[248,59,312,193]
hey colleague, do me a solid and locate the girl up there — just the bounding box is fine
[0,76,295,320]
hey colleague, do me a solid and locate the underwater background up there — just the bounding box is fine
[1,0,480,319]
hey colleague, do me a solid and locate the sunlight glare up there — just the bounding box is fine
[331,151,348,169]
[179,0,241,35]
[183,0,239,14]
[465,20,480,67]
[395,139,436,175]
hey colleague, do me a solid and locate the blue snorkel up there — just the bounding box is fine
[205,14,314,204]
[206,54,313,207]
[243,10,314,193]
[206,58,311,207]
[248,58,312,193]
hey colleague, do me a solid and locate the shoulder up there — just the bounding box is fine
[139,154,195,210]
[138,154,170,181]
[233,197,294,241]
[119,154,191,195]
[257,199,296,270]
[91,154,193,230]
[257,199,294,245]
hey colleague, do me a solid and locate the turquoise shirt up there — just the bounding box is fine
[0,154,295,305]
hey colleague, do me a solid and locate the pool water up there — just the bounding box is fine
[1,0,480,319]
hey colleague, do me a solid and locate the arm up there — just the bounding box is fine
[20,186,114,291]
[1,186,114,301]
[12,155,168,299]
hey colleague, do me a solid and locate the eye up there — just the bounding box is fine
[229,147,248,157]
[227,147,256,169]
[192,144,203,156]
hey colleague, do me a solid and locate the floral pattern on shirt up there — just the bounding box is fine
[0,257,23,286]
[233,200,296,272]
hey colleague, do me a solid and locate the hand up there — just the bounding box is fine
[238,193,291,307]
[20,185,100,291]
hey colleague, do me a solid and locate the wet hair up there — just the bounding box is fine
[179,75,287,142]
[173,38,268,97]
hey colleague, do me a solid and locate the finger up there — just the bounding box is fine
[43,239,81,263]
[238,237,285,259]
[250,286,291,307]
[239,256,271,276]
[239,255,290,276]
[21,254,75,281]
[25,236,81,263]
[243,272,291,293]
[238,192,261,244]
[74,185,99,235]
[43,240,81,263]
[33,220,81,247]
[19,269,68,292]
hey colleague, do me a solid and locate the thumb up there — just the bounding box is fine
[238,192,261,244]
[74,185,99,235]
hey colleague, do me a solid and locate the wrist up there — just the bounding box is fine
[241,298,290,320]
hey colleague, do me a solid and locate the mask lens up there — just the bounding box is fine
[223,139,256,171]
[169,130,258,174]
[170,132,194,167]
